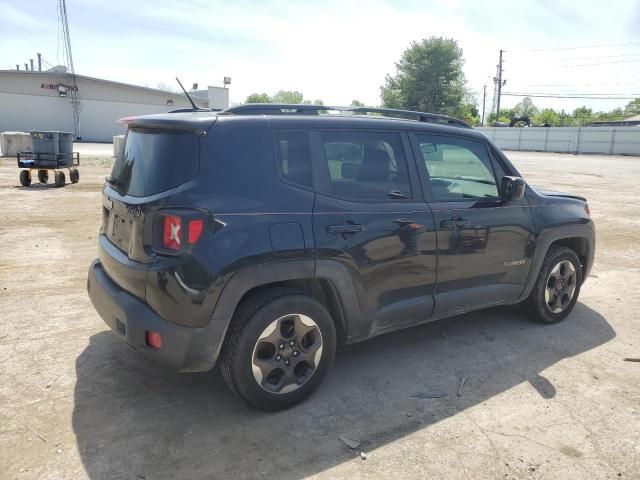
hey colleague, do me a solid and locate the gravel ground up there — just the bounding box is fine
[0,151,638,480]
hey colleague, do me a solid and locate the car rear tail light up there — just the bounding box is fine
[146,331,162,349]
[155,211,207,254]
[162,215,182,250]
[188,219,204,244]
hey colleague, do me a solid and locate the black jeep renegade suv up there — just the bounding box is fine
[88,104,595,411]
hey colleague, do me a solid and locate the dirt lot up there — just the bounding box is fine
[0,150,639,480]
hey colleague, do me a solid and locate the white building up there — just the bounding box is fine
[0,69,229,142]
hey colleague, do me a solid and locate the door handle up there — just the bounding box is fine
[440,218,470,229]
[327,224,365,235]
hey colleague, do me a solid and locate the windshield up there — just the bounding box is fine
[110,128,199,197]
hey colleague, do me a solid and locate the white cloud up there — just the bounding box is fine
[2,0,639,112]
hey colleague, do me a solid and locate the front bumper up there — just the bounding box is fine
[87,259,224,372]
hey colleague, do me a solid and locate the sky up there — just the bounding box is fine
[2,0,640,114]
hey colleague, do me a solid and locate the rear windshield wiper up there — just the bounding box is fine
[105,175,124,188]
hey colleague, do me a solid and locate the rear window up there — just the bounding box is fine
[110,128,199,197]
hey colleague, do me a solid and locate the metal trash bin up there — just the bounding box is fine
[58,132,74,166]
[30,131,60,166]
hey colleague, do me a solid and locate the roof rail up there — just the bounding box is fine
[221,104,471,128]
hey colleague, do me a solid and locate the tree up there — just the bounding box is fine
[380,37,469,116]
[624,98,640,116]
[313,99,324,105]
[534,108,561,126]
[572,106,594,126]
[245,93,271,103]
[350,99,365,107]
[272,90,304,104]
[513,97,539,118]
[156,81,177,92]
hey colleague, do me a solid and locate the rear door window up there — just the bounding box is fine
[110,128,200,197]
[312,131,412,201]
[274,130,312,188]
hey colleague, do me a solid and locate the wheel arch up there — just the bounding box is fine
[211,260,361,353]
[518,223,595,302]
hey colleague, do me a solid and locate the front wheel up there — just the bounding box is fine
[220,288,337,411]
[19,170,31,187]
[523,246,582,323]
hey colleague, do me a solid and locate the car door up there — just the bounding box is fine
[311,129,437,338]
[409,132,535,319]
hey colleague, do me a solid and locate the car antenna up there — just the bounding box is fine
[175,77,199,111]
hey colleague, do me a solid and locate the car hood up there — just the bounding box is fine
[531,186,587,202]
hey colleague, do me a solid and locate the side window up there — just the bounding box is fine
[274,130,312,188]
[415,135,499,201]
[315,131,412,201]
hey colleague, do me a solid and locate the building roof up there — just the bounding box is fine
[0,69,208,107]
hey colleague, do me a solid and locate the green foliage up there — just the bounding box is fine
[350,99,365,107]
[513,97,539,118]
[245,93,271,103]
[245,90,324,106]
[380,37,470,116]
[533,108,561,126]
[624,98,640,116]
[571,106,594,126]
[271,90,304,104]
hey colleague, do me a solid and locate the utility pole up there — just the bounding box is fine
[30,59,34,71]
[481,84,487,126]
[496,49,504,119]
[37,53,42,71]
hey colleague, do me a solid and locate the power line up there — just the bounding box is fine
[515,41,640,53]
[502,92,640,100]
[509,59,640,68]
[509,82,640,88]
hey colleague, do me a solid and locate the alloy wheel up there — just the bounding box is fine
[251,314,323,394]
[545,260,577,314]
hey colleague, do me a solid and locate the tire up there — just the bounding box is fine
[54,171,66,188]
[220,288,337,411]
[523,246,582,324]
[70,168,79,184]
[19,170,31,187]
[38,170,49,184]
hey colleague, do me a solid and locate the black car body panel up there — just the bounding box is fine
[88,109,595,372]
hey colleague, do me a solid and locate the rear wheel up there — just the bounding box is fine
[37,170,48,184]
[54,171,66,188]
[69,168,79,184]
[19,170,31,187]
[220,288,336,411]
[524,246,582,323]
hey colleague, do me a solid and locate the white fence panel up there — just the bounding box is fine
[476,127,640,156]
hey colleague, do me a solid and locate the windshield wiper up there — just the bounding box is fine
[105,175,124,188]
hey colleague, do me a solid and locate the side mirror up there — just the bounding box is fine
[501,176,526,202]
[421,143,438,154]
[341,162,359,180]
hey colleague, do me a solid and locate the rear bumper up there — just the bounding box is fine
[87,259,225,372]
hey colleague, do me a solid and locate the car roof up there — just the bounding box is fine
[122,111,487,141]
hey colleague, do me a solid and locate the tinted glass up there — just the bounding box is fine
[274,130,312,188]
[111,128,199,197]
[316,131,411,201]
[415,135,499,200]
